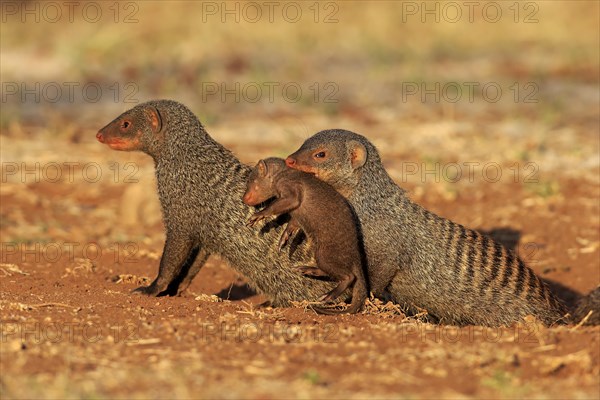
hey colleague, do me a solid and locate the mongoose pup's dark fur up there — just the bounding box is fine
[286,129,568,326]
[96,100,338,305]
[242,158,368,314]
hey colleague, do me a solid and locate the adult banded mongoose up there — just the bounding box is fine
[243,158,368,314]
[286,129,568,326]
[95,100,338,305]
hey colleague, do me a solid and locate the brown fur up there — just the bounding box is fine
[243,158,368,314]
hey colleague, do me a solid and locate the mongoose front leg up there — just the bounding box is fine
[246,210,269,227]
[278,219,301,251]
[133,233,197,296]
[247,184,302,227]
[177,248,210,294]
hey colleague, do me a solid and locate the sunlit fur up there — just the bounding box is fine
[288,129,571,326]
[97,100,338,305]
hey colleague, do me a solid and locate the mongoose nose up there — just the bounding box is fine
[242,193,251,204]
[285,157,296,167]
[96,131,105,143]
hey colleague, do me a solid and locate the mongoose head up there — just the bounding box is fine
[286,129,368,195]
[96,101,165,154]
[243,158,287,206]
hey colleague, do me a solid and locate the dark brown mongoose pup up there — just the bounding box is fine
[242,157,368,314]
[96,100,338,305]
[286,129,568,326]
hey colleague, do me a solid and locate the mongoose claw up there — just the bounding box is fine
[277,234,289,252]
[318,292,334,303]
[246,214,264,227]
[278,226,299,252]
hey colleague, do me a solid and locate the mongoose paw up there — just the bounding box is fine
[277,235,290,252]
[132,284,161,296]
[246,214,264,227]
[278,226,299,251]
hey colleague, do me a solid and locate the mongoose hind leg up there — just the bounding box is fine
[319,273,355,303]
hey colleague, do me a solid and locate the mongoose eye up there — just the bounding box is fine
[314,151,326,159]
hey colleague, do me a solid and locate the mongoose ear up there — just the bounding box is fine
[348,140,367,170]
[147,107,163,133]
[257,160,268,177]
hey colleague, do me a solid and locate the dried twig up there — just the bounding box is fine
[571,310,594,331]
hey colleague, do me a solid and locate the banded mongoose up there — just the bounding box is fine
[286,129,568,326]
[95,100,338,305]
[242,157,368,314]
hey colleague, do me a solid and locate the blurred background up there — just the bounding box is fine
[1,1,599,398]
[2,1,598,156]
[2,0,598,268]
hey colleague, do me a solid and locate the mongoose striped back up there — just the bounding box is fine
[287,129,568,326]
[421,202,565,324]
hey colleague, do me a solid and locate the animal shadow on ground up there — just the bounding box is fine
[216,282,258,301]
[482,227,582,310]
